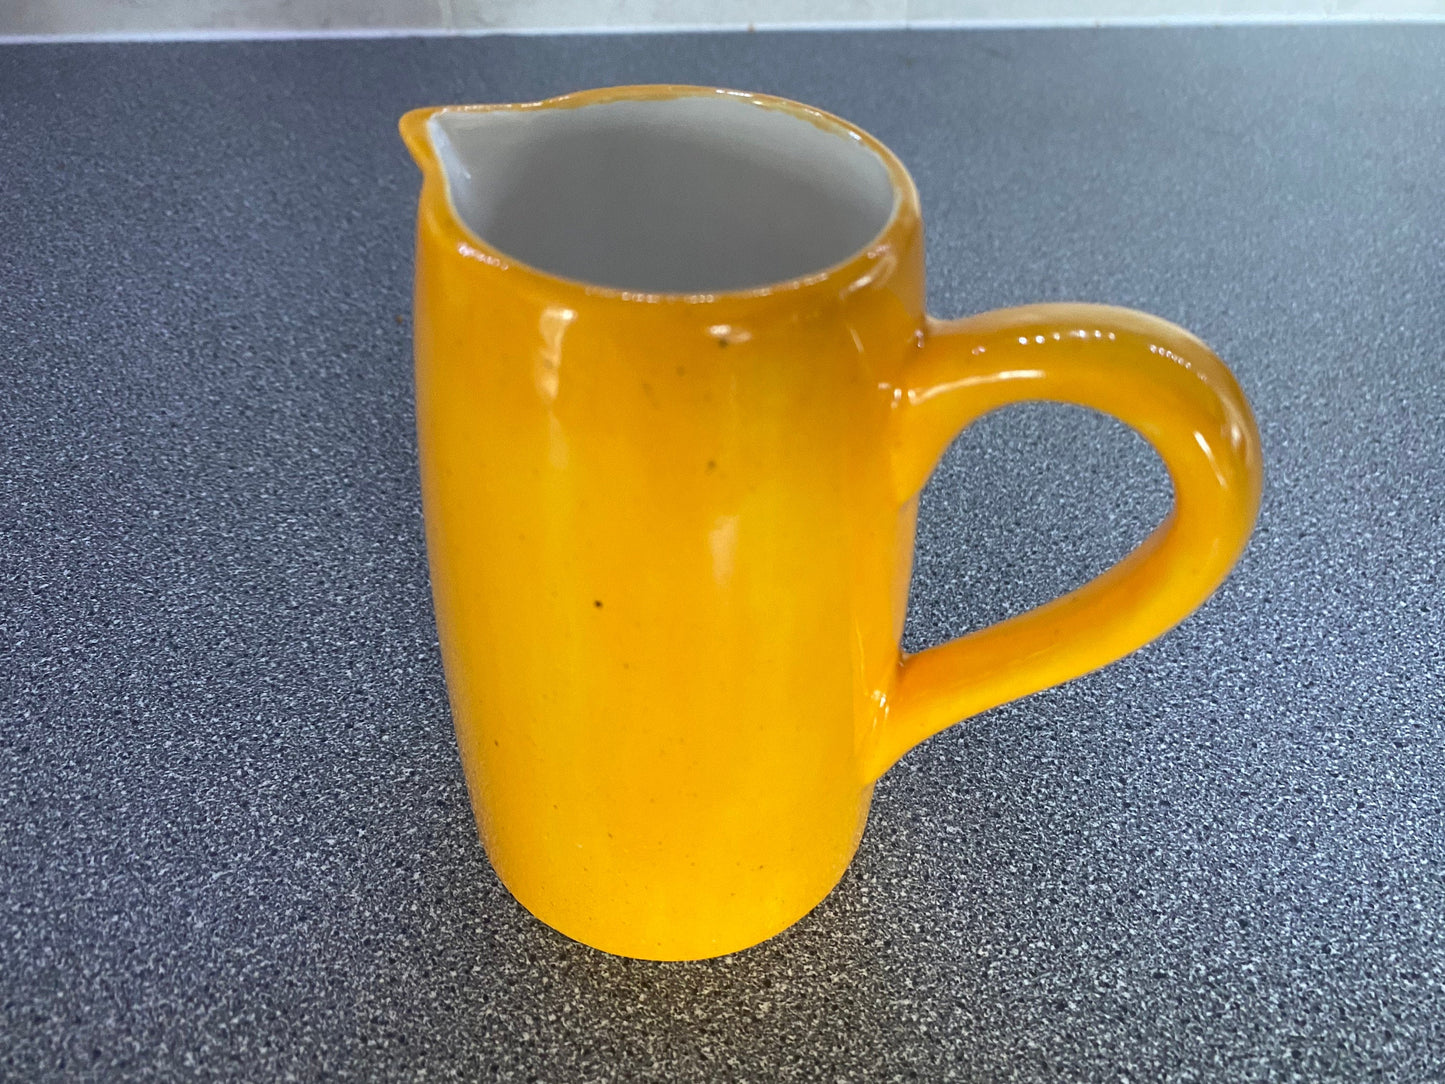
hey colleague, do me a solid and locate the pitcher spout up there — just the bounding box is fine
[398,105,444,174]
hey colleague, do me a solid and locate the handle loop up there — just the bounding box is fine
[861,304,1262,781]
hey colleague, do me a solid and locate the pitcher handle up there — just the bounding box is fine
[861,304,1263,782]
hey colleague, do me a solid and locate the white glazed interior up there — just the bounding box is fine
[428,94,898,294]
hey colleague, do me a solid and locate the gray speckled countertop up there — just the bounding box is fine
[3,25,1444,1082]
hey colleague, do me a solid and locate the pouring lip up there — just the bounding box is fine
[398,84,921,307]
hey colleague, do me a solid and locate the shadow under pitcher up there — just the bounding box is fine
[400,86,1263,960]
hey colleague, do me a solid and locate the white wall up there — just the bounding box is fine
[4,0,1443,38]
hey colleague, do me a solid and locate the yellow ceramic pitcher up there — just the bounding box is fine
[400,86,1262,961]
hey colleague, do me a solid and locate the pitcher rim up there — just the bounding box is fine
[399,84,921,306]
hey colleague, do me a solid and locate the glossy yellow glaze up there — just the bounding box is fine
[400,86,1263,960]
